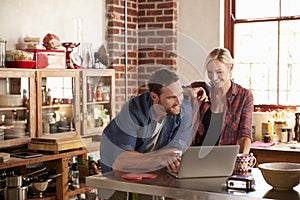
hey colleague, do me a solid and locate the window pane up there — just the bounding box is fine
[281,0,300,17]
[279,20,300,105]
[233,22,278,104]
[235,0,279,19]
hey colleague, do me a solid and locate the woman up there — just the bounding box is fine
[192,47,253,154]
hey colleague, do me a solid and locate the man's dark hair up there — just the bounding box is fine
[148,68,179,96]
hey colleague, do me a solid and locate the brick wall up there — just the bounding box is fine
[106,0,177,113]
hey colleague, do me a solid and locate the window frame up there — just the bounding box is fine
[224,0,300,105]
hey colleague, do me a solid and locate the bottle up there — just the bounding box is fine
[96,83,103,101]
[272,132,278,144]
[42,87,46,106]
[294,113,300,142]
[22,89,28,107]
[87,77,93,102]
[263,132,271,143]
[287,128,292,143]
[72,157,80,189]
[46,88,52,106]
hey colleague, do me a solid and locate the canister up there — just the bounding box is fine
[0,38,6,67]
[273,121,287,142]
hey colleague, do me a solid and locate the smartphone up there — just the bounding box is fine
[226,175,255,191]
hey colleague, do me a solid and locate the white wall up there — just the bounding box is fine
[0,0,105,54]
[177,0,223,85]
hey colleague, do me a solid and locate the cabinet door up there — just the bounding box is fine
[36,69,80,137]
[0,69,36,149]
[81,69,115,138]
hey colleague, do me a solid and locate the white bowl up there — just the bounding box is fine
[258,162,300,191]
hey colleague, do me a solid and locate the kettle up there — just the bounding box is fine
[0,38,6,67]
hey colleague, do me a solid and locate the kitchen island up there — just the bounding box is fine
[86,168,300,200]
[251,142,300,166]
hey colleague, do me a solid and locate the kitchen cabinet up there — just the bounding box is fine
[0,68,116,198]
[35,69,81,137]
[0,68,36,149]
[80,69,115,141]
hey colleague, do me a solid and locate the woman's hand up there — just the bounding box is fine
[183,87,208,102]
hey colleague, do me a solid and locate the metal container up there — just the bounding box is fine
[5,186,28,200]
[6,175,23,187]
[0,39,6,68]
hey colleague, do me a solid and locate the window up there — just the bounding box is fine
[225,0,300,105]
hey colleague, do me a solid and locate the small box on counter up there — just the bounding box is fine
[28,49,66,69]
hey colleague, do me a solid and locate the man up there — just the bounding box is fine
[100,68,197,174]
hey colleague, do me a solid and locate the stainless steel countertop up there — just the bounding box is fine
[86,168,300,200]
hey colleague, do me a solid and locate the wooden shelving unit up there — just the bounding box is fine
[0,149,92,200]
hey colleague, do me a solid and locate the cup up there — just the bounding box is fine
[233,153,256,176]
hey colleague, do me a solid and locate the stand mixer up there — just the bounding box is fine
[61,42,81,69]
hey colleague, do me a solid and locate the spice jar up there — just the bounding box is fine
[281,128,288,143]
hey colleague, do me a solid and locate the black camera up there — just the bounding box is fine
[226,175,255,191]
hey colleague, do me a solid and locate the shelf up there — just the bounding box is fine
[28,196,56,200]
[87,100,110,105]
[0,148,88,170]
[67,182,95,197]
[0,106,27,111]
[41,104,73,109]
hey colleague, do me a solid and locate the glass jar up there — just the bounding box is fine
[48,113,57,133]
[57,112,68,132]
[273,121,287,142]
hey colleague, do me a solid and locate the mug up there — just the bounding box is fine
[233,153,256,176]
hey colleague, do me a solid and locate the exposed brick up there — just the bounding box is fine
[139,3,156,10]
[147,37,164,44]
[164,9,174,15]
[139,17,155,23]
[107,0,177,113]
[157,2,176,9]
[148,23,164,29]
[157,16,174,22]
[147,10,163,16]
[148,51,164,58]
[138,59,155,65]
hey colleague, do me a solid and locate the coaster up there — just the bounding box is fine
[121,172,157,180]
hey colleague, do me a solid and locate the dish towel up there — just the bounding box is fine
[251,141,275,148]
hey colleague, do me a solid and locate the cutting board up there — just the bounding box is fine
[28,132,85,153]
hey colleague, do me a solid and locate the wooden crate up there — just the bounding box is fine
[28,132,85,153]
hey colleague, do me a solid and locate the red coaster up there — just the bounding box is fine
[121,173,157,180]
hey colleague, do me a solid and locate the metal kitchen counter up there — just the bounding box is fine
[86,168,300,200]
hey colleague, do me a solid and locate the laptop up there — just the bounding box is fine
[168,145,239,178]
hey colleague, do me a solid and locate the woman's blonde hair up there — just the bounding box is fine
[204,47,234,67]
